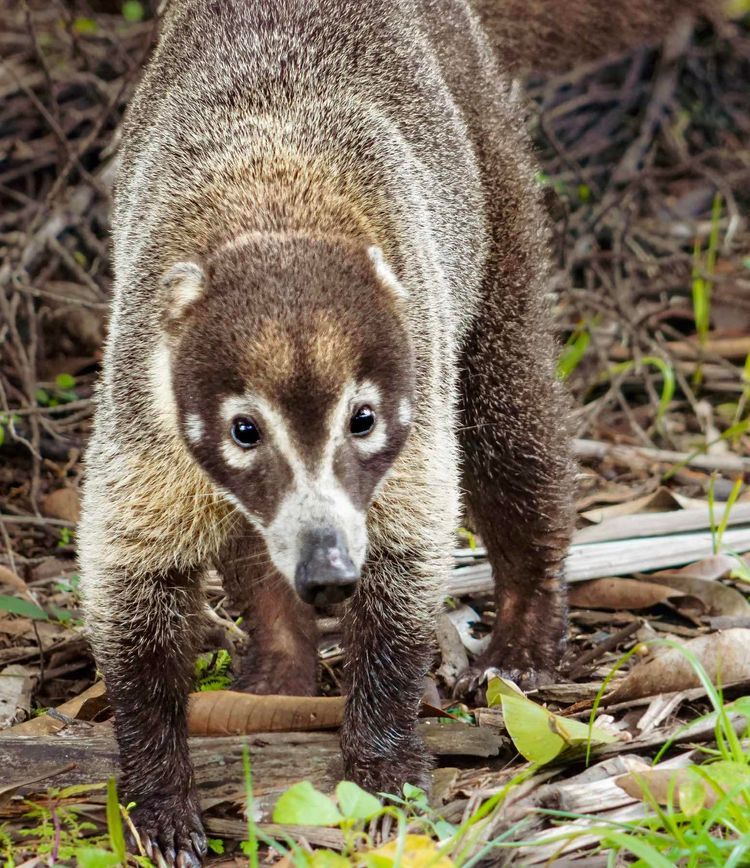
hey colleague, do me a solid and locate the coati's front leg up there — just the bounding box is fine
[218,520,319,696]
[82,562,207,866]
[455,301,575,695]
[341,452,458,793]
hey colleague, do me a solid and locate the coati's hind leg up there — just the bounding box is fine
[455,272,575,696]
[218,519,319,696]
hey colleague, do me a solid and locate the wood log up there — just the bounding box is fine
[0,721,505,818]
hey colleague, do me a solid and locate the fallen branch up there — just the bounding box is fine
[575,438,750,474]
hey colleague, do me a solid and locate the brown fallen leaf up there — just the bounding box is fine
[568,577,704,615]
[41,487,80,523]
[187,690,345,734]
[0,566,28,593]
[651,554,738,582]
[580,487,683,524]
[616,767,719,808]
[647,574,750,617]
[605,629,750,704]
[11,680,106,735]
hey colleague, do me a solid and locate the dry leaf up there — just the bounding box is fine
[0,566,28,593]
[605,629,750,704]
[581,487,683,523]
[11,680,106,735]
[651,554,738,582]
[616,760,750,815]
[568,577,703,614]
[647,574,750,617]
[41,487,80,523]
[187,690,345,735]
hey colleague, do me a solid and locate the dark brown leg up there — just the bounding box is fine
[454,282,575,695]
[218,520,319,696]
[85,566,207,866]
[341,443,459,794]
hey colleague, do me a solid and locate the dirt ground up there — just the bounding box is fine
[1,2,750,864]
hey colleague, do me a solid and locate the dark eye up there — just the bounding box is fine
[350,406,376,437]
[230,416,261,448]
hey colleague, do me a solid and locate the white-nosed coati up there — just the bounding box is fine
[79,0,719,863]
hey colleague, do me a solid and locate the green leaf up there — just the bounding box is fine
[122,0,145,22]
[273,781,342,826]
[335,781,382,821]
[0,424,4,448]
[106,778,126,862]
[487,676,616,764]
[402,782,428,806]
[207,838,224,855]
[0,595,48,620]
[73,16,97,34]
[603,830,675,868]
[677,775,706,817]
[75,848,121,868]
[308,851,351,867]
[35,388,50,406]
[558,325,590,380]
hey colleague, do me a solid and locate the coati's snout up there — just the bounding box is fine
[163,233,415,603]
[295,527,359,606]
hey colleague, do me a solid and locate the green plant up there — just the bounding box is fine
[540,640,750,865]
[0,825,15,868]
[691,193,722,388]
[707,474,744,554]
[194,648,233,691]
[558,322,592,380]
[600,356,675,431]
[662,418,750,481]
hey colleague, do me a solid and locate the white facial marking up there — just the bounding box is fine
[398,398,412,427]
[215,484,263,528]
[368,246,408,300]
[221,439,260,470]
[162,261,205,314]
[150,340,178,432]
[218,387,375,585]
[184,413,204,444]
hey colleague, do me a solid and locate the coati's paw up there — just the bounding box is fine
[344,738,434,796]
[453,662,555,703]
[129,792,207,867]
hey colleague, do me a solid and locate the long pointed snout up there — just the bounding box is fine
[294,528,360,607]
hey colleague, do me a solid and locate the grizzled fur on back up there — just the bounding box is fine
[79,1,719,864]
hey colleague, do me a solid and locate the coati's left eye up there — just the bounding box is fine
[231,416,261,448]
[350,406,376,437]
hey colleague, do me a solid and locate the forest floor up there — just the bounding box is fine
[1,2,750,865]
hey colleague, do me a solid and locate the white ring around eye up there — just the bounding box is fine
[352,416,387,455]
[222,439,259,469]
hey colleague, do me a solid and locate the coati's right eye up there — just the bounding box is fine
[230,416,261,448]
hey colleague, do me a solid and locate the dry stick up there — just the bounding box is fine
[574,438,750,474]
[611,335,750,363]
[566,620,642,679]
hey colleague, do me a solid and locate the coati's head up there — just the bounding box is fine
[161,233,414,606]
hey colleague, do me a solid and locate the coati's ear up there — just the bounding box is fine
[161,260,205,321]
[368,246,408,301]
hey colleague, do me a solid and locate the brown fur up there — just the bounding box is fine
[474,0,719,75]
[78,1,720,864]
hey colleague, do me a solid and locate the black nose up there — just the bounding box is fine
[294,529,359,606]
